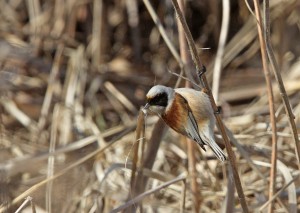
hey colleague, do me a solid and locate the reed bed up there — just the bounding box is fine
[0,0,299,212]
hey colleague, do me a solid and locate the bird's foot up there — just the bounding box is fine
[197,65,206,78]
[214,106,222,114]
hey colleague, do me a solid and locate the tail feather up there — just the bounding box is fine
[208,140,227,161]
[199,124,227,161]
[194,139,206,151]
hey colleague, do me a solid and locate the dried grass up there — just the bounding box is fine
[0,0,299,212]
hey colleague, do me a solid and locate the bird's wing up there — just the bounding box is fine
[180,96,207,151]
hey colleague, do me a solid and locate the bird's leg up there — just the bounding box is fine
[197,65,206,78]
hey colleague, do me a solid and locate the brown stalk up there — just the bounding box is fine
[129,120,167,196]
[171,0,249,212]
[212,0,230,102]
[186,138,200,211]
[45,105,60,213]
[112,173,187,213]
[180,179,187,213]
[128,0,188,207]
[263,0,300,168]
[127,110,145,212]
[259,174,299,212]
[253,1,278,212]
[92,0,103,67]
[15,196,36,213]
[177,0,201,211]
[221,164,235,213]
[38,43,64,130]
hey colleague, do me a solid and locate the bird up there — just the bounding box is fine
[143,85,226,161]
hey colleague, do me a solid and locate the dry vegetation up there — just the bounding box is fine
[0,0,300,212]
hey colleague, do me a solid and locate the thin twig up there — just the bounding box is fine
[0,97,35,130]
[253,1,278,212]
[126,111,145,212]
[167,69,201,89]
[263,0,300,168]
[15,196,33,213]
[45,105,60,213]
[180,179,186,213]
[212,0,230,102]
[259,174,299,212]
[142,0,184,69]
[104,81,137,114]
[221,164,235,213]
[111,173,187,213]
[171,0,249,212]
[30,197,36,213]
[143,0,185,89]
[129,119,167,203]
[207,0,295,81]
[92,0,103,67]
[177,0,201,211]
[38,44,64,130]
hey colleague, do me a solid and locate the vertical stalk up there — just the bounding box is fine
[177,0,201,211]
[212,0,230,102]
[171,0,249,212]
[263,0,300,169]
[92,0,103,67]
[126,111,145,212]
[253,1,277,212]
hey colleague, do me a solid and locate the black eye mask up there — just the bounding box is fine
[148,92,168,107]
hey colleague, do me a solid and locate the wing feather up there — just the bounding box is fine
[182,98,206,151]
[172,90,226,161]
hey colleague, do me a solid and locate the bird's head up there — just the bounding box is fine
[144,85,175,115]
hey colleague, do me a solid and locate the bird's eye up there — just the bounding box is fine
[148,92,168,107]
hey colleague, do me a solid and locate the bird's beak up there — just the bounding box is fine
[144,103,150,110]
[142,103,149,115]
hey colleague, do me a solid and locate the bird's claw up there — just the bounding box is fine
[214,106,222,114]
[197,65,206,78]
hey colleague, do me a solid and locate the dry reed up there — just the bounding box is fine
[0,0,299,212]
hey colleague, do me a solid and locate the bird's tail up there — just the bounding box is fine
[208,139,227,162]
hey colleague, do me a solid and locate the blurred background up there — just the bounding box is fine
[0,0,299,212]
